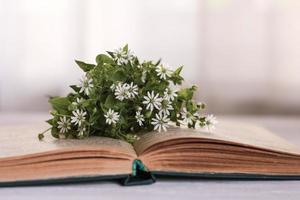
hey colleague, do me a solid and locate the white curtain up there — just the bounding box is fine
[0,0,300,114]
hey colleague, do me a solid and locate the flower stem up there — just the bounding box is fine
[38,127,51,140]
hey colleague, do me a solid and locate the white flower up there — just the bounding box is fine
[156,64,172,80]
[114,83,129,101]
[141,70,147,83]
[114,82,138,100]
[79,76,94,96]
[127,82,138,98]
[104,109,120,125]
[159,100,174,116]
[71,109,87,126]
[72,98,84,107]
[57,116,71,134]
[113,48,127,65]
[205,114,218,131]
[113,48,134,65]
[135,111,145,126]
[142,91,162,111]
[151,112,170,132]
[179,108,196,126]
[164,88,177,101]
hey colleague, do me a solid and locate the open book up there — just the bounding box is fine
[1,121,300,186]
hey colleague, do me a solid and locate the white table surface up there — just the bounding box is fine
[0,113,300,200]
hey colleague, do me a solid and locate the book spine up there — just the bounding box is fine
[122,159,156,186]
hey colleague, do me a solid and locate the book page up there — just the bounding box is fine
[134,120,300,156]
[0,123,137,159]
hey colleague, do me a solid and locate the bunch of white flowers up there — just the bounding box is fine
[40,45,216,143]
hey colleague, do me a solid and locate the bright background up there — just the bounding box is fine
[0,0,300,115]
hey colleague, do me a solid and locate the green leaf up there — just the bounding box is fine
[70,85,80,93]
[106,51,115,58]
[123,44,128,52]
[145,110,152,118]
[46,119,54,126]
[154,59,161,66]
[186,101,198,113]
[51,127,59,138]
[82,99,94,107]
[174,66,183,76]
[177,86,197,100]
[104,95,116,108]
[49,97,71,115]
[50,110,58,116]
[96,54,115,65]
[170,66,184,85]
[110,70,127,82]
[75,60,95,72]
[68,104,76,111]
